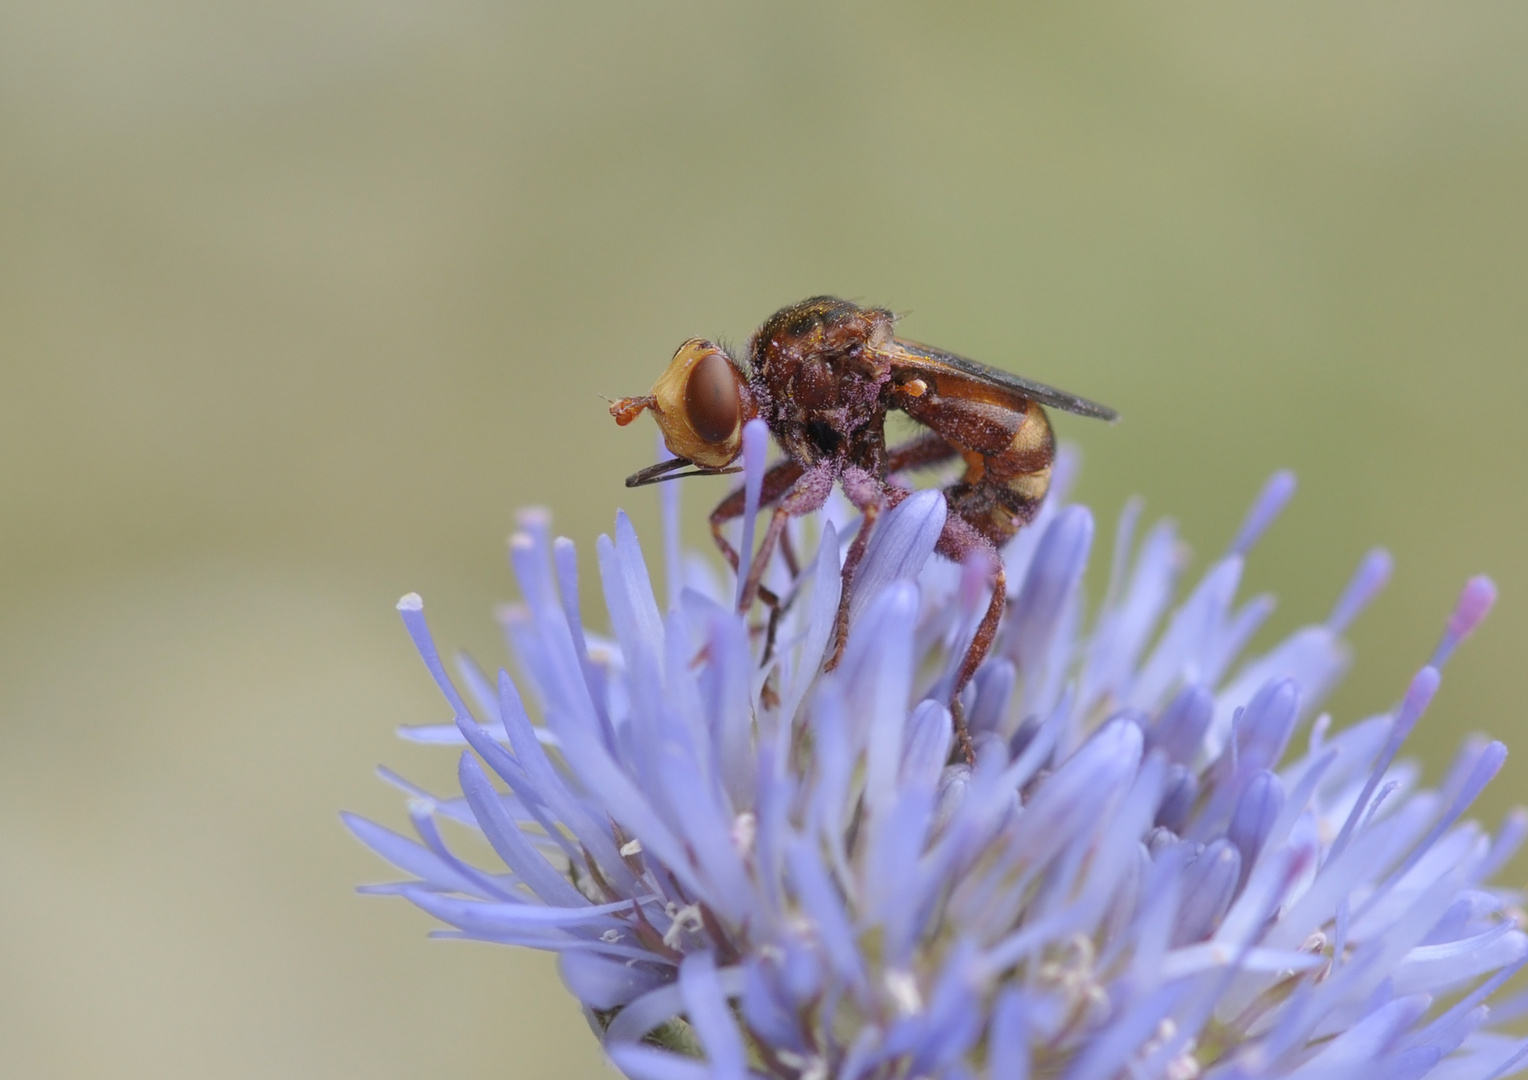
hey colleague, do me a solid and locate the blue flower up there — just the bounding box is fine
[347,420,1528,1080]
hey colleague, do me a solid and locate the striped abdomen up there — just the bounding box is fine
[897,378,1057,546]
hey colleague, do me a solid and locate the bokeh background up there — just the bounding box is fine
[1,2,1524,1077]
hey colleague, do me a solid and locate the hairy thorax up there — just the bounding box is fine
[748,296,896,469]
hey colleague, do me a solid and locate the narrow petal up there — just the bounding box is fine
[678,953,748,1080]
[1434,576,1498,669]
[847,488,945,626]
[733,418,770,608]
[1228,470,1296,557]
[457,753,590,909]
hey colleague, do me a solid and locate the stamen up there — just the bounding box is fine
[734,418,769,609]
[1326,548,1393,634]
[1432,575,1497,668]
[1324,665,1440,868]
[395,593,477,724]
[656,433,682,611]
[1229,470,1296,557]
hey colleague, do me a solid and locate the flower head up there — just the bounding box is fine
[348,423,1528,1079]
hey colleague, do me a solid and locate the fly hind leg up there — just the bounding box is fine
[939,463,1052,762]
[933,512,1007,766]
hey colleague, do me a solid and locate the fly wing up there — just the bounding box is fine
[889,338,1119,422]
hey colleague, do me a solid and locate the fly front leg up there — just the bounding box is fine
[722,462,835,674]
[736,463,836,612]
[709,459,805,574]
[824,468,910,672]
[706,459,804,663]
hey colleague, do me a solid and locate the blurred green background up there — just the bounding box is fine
[1,2,1524,1077]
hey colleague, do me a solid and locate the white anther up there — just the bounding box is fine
[1141,1017,1201,1080]
[731,812,757,855]
[884,969,923,1016]
[662,903,705,949]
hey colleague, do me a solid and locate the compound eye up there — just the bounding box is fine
[684,350,741,444]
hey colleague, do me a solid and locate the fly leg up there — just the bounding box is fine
[885,431,961,475]
[736,463,836,613]
[895,393,1056,764]
[823,468,921,672]
[822,435,961,671]
[709,460,804,664]
[822,499,878,673]
[709,459,804,576]
[934,514,1010,766]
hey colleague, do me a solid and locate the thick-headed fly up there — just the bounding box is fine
[610,296,1117,759]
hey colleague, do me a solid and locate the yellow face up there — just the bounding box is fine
[612,339,746,469]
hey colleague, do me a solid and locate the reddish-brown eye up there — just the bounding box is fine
[685,351,741,443]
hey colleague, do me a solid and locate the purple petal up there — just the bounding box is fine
[457,752,590,909]
[987,991,1031,1080]
[1147,685,1213,766]
[656,437,684,611]
[1326,667,1441,867]
[490,670,636,893]
[863,784,937,964]
[1228,470,1296,557]
[678,953,748,1080]
[1328,548,1393,634]
[785,835,866,991]
[1373,740,1508,900]
[1063,983,1186,1080]
[1433,575,1498,669]
[1155,765,1198,834]
[607,1045,722,1080]
[559,950,666,1010]
[1227,770,1285,891]
[1129,556,1243,713]
[395,594,478,724]
[553,535,615,743]
[901,698,953,792]
[741,958,806,1055]
[1172,839,1241,946]
[1285,993,1431,1080]
[1080,518,1183,708]
[778,519,841,726]
[1006,505,1093,701]
[847,489,945,626]
[342,812,502,899]
[733,418,770,608]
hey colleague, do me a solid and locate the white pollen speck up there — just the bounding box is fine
[396,593,423,611]
[662,904,704,949]
[620,838,643,857]
[731,812,757,855]
[884,970,923,1016]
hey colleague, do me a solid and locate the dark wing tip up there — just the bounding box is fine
[1020,388,1119,422]
[1075,399,1120,423]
